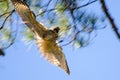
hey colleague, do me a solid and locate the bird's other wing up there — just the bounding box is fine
[35,35,70,74]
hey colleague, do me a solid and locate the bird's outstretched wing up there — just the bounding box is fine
[35,28,70,74]
[11,0,46,38]
[11,0,70,74]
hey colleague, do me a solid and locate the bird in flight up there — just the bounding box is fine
[11,0,70,74]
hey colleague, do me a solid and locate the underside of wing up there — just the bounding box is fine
[36,35,70,74]
[11,0,47,38]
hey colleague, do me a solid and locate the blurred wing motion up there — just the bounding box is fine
[11,0,70,74]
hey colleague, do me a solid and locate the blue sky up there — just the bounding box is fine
[0,0,120,80]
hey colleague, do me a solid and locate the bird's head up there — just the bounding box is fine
[43,27,60,41]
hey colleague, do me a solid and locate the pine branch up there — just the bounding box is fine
[100,0,120,39]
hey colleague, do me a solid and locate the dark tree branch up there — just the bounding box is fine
[100,0,120,39]
[0,49,5,56]
[0,10,15,30]
[0,10,12,17]
[1,27,18,50]
[75,0,98,9]
[62,31,80,46]
[37,0,98,16]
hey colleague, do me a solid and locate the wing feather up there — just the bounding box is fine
[11,0,47,38]
[36,35,70,74]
